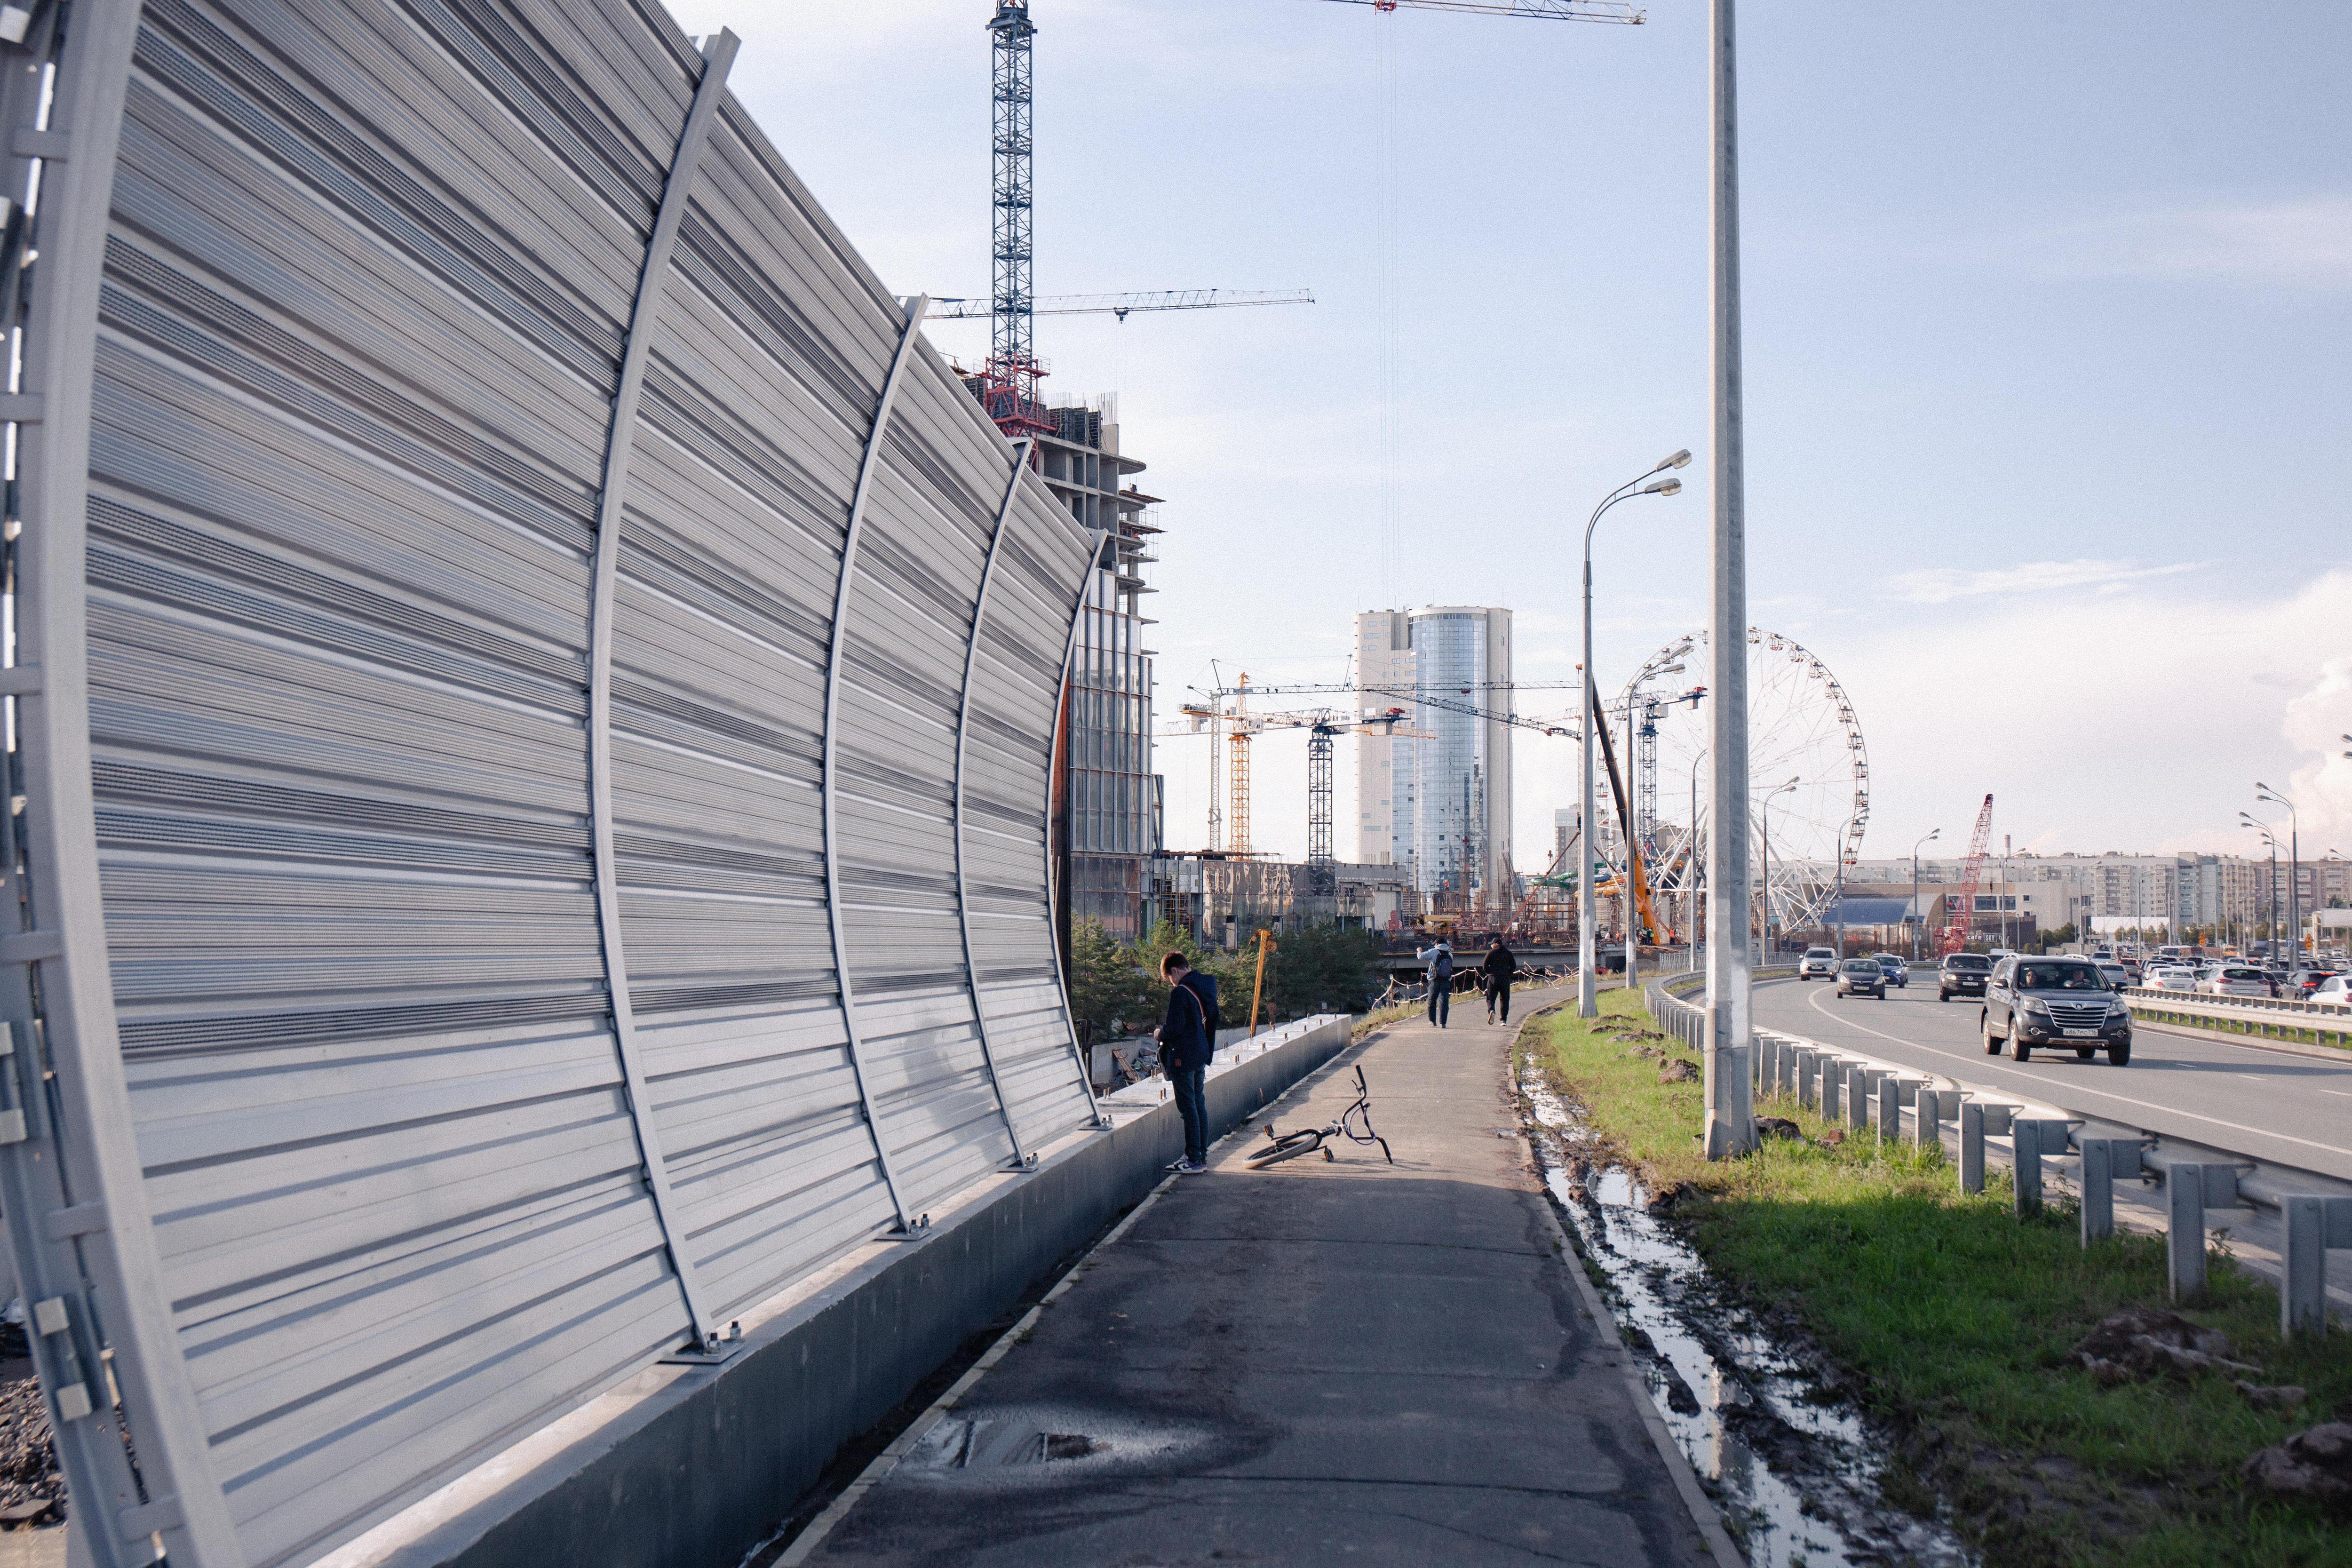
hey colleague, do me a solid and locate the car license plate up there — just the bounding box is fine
[2063,1027,2100,1038]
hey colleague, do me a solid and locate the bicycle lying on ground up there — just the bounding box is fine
[1246,1064,1395,1168]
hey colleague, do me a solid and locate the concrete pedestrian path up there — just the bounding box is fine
[798,989,1731,1567]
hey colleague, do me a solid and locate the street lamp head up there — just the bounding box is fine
[1659,448,1693,472]
[1644,478,1682,496]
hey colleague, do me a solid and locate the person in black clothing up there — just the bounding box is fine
[1156,953,1218,1173]
[1481,939,1518,1024]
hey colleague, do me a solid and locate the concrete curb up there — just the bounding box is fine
[1509,999,1747,1568]
[331,1017,1354,1568]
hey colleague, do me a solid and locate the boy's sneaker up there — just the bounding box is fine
[1177,1160,1208,1174]
[1164,1157,1191,1172]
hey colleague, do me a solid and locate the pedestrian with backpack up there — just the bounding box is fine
[1481,937,1518,1024]
[1155,952,1219,1173]
[1419,939,1454,1028]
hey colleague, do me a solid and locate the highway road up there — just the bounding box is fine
[1750,976,2352,1182]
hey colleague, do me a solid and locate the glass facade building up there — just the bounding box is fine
[1355,606,1514,907]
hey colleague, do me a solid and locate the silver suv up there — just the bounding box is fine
[1798,947,1837,980]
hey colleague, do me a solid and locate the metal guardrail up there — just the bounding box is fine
[2122,986,2352,1047]
[1643,986,2350,1335]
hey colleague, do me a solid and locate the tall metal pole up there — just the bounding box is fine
[1578,544,1599,1017]
[1623,699,1639,985]
[1703,0,1754,1157]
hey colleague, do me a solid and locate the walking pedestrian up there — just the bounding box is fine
[1481,937,1518,1025]
[1420,938,1454,1028]
[1155,952,1218,1173]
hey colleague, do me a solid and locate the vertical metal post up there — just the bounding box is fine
[586,30,738,1347]
[2080,1139,2114,1244]
[2012,1119,2043,1216]
[821,294,935,1232]
[1703,0,1754,1158]
[1876,1075,1900,1143]
[953,440,1038,1166]
[2280,1195,2325,1339]
[1794,1047,1815,1111]
[1846,1067,1871,1131]
[1577,556,1597,1019]
[1960,1101,1986,1194]
[2166,1163,2207,1301]
[0,6,249,1560]
[1043,531,1112,1124]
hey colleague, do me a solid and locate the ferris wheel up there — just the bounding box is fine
[1617,628,1870,935]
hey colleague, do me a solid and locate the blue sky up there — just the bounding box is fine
[673,0,2352,868]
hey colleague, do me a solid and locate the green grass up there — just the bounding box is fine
[1523,988,2352,1568]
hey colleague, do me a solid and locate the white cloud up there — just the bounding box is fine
[2031,196,2352,291]
[1887,557,2199,605]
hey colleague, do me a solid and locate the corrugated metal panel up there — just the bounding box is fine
[0,1,1099,1563]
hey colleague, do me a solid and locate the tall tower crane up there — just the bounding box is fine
[1165,695,1427,868]
[933,288,1315,322]
[981,2,1047,435]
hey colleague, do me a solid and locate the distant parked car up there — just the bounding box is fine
[1874,954,1908,988]
[1798,947,1837,980]
[1981,956,2132,1065]
[1939,953,1993,1002]
[1835,957,1887,999]
[2143,965,2200,993]
[2200,965,2278,999]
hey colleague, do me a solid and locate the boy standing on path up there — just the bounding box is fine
[1480,937,1518,1024]
[1155,953,1218,1173]
[1419,939,1454,1028]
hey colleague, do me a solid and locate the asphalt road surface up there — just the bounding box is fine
[1751,976,2352,1182]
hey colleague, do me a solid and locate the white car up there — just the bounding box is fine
[2199,965,2276,999]
[2143,966,2200,993]
[2312,974,2351,1005]
[1798,947,1837,980]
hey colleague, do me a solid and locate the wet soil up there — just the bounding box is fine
[1520,1072,1977,1568]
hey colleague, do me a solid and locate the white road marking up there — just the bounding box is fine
[1797,985,2352,1162]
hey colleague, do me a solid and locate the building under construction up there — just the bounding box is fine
[1024,394,1165,940]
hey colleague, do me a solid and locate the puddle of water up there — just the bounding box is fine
[899,1403,1212,1488]
[1521,1074,1977,1568]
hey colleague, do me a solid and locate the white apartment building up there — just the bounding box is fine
[1354,607,1514,903]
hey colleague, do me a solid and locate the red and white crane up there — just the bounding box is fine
[1936,795,1996,957]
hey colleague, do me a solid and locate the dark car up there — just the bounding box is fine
[1938,953,1992,1002]
[2286,968,2330,1000]
[1981,956,2131,1065]
[1835,957,1887,999]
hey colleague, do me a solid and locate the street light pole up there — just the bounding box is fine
[1759,777,1796,964]
[1704,0,1754,1159]
[1577,455,1687,1019]
[1911,828,1939,961]
[2257,784,2300,965]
